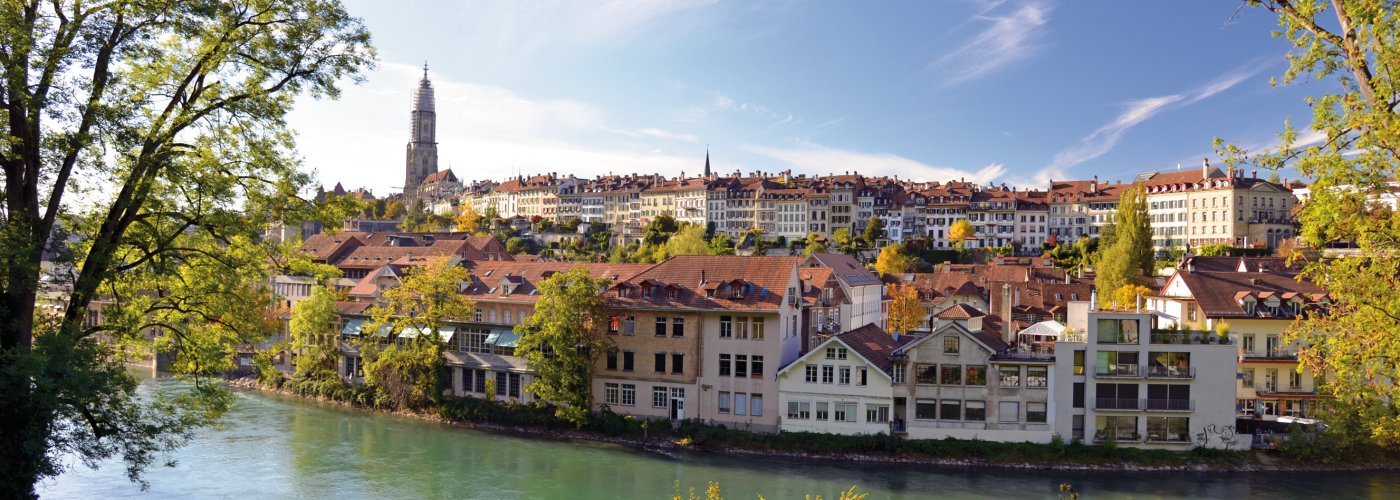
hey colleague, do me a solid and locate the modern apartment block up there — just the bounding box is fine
[1053,310,1246,450]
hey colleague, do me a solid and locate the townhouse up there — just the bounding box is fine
[777,325,901,435]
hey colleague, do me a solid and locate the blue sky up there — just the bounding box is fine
[287,0,1324,195]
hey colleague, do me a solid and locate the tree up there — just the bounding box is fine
[643,213,679,246]
[949,219,974,250]
[0,1,373,494]
[515,266,613,425]
[874,244,914,277]
[1227,0,1400,447]
[886,284,924,335]
[1109,285,1154,312]
[360,257,474,410]
[455,205,482,234]
[400,199,446,232]
[290,286,344,382]
[385,199,407,220]
[863,216,885,246]
[833,227,857,255]
[664,225,711,258]
[1093,185,1152,309]
[708,234,736,256]
[803,233,828,255]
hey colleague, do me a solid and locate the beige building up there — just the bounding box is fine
[1141,161,1296,251]
[778,325,898,435]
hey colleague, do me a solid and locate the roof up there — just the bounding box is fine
[608,255,801,312]
[463,261,652,305]
[936,303,985,319]
[1168,269,1326,318]
[802,253,882,286]
[836,324,903,373]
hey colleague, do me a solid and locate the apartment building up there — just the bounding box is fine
[777,325,899,435]
[796,253,886,350]
[1140,160,1296,251]
[1053,310,1246,450]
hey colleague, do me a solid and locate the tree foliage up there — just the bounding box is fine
[665,224,711,258]
[874,244,913,277]
[455,205,483,234]
[1224,0,1400,446]
[515,266,614,426]
[803,232,828,256]
[886,284,924,335]
[360,257,473,410]
[832,227,857,255]
[0,0,373,493]
[1093,185,1151,308]
[862,216,884,246]
[290,286,343,382]
[948,219,974,249]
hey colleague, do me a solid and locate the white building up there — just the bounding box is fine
[777,325,896,435]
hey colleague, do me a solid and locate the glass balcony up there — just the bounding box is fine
[1145,366,1195,379]
[1145,399,1194,411]
[1094,363,1140,378]
[1093,397,1142,410]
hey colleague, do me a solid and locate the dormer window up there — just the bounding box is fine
[1242,296,1257,315]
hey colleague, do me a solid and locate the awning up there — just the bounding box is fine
[437,327,456,343]
[486,328,521,348]
[398,325,426,339]
[340,318,365,335]
[372,325,392,338]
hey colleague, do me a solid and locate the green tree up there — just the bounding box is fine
[708,234,736,256]
[665,225,711,257]
[0,1,373,494]
[361,257,474,409]
[803,232,828,255]
[1227,0,1400,447]
[1094,185,1152,309]
[400,199,446,232]
[385,199,407,220]
[833,227,857,255]
[862,216,884,246]
[515,266,614,425]
[290,286,344,381]
[643,213,679,246]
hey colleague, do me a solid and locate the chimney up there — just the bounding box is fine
[1252,169,1257,179]
[1202,157,1210,178]
[1001,284,1013,342]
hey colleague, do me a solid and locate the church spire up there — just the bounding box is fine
[704,146,711,178]
[405,61,439,196]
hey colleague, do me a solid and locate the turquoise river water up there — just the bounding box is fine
[37,378,1400,499]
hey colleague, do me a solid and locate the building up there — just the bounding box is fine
[777,325,900,435]
[1053,310,1246,450]
[1140,160,1297,251]
[404,65,438,196]
[796,253,886,350]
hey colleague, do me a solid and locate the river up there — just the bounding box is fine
[37,378,1399,499]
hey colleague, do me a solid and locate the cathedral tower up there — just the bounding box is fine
[404,63,439,195]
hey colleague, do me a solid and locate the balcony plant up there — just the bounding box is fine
[1215,321,1231,345]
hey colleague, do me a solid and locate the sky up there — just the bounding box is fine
[286,0,1328,196]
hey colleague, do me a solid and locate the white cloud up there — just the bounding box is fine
[932,1,1052,85]
[743,141,1005,184]
[287,62,704,193]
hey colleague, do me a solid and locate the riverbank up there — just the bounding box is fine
[226,376,1399,473]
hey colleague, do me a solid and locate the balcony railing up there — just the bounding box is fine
[1145,399,1195,411]
[1095,364,1140,378]
[1241,350,1298,361]
[1146,366,1196,379]
[1150,330,1233,345]
[1093,431,1141,443]
[1094,397,1142,410]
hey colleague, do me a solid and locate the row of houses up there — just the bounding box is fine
[277,232,1325,450]
[405,158,1299,252]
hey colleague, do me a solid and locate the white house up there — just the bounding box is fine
[777,325,898,435]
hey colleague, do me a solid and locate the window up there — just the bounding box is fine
[965,401,986,421]
[893,364,906,384]
[472,369,487,393]
[788,401,811,419]
[940,365,962,385]
[735,317,749,339]
[1241,368,1255,388]
[672,353,684,375]
[805,365,818,383]
[999,367,1020,387]
[1026,367,1048,388]
[944,336,960,354]
[940,400,961,420]
[815,402,829,420]
[998,402,1019,423]
[673,317,684,337]
[857,367,868,386]
[838,366,851,385]
[734,393,748,416]
[834,402,857,422]
[623,316,635,335]
[1072,415,1085,441]
[1095,383,1141,410]
[822,365,835,384]
[1027,402,1047,423]
[654,353,667,373]
[1148,352,1192,377]
[622,351,634,372]
[1073,350,1084,375]
[719,392,732,414]
[605,383,620,405]
[1095,415,1138,441]
[734,355,748,377]
[866,404,890,423]
[826,347,848,360]
[751,355,763,377]
[608,315,620,334]
[752,319,765,340]
[1096,318,1140,344]
[915,400,938,420]
[915,364,938,384]
[344,356,363,377]
[965,366,987,386]
[1073,382,1085,409]
[1095,351,1140,376]
[653,387,669,408]
[1147,416,1189,442]
[719,354,731,376]
[720,316,732,338]
[620,384,636,406]
[655,317,667,337]
[1289,370,1302,389]
[1238,398,1256,416]
[751,394,763,416]
[1146,384,1191,411]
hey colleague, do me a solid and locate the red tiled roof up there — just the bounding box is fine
[463,261,652,305]
[937,303,985,319]
[835,324,907,373]
[607,255,801,312]
[1170,270,1325,318]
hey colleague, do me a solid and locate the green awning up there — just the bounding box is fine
[398,325,426,339]
[372,325,392,338]
[486,328,521,348]
[340,318,365,335]
[437,327,456,343]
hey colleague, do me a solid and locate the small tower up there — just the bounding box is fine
[704,147,711,178]
[404,62,439,196]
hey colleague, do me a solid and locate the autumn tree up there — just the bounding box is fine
[289,286,344,382]
[803,232,828,255]
[0,1,373,494]
[949,219,974,250]
[886,284,925,335]
[360,257,474,409]
[833,227,857,255]
[874,244,914,277]
[515,266,614,425]
[455,205,483,234]
[1225,0,1400,447]
[1094,185,1152,309]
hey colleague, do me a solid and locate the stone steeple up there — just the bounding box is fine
[404,62,439,195]
[704,147,711,178]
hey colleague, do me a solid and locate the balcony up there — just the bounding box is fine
[1093,431,1141,443]
[1095,364,1140,378]
[1145,399,1195,412]
[1241,350,1298,361]
[1150,330,1233,345]
[1145,366,1195,379]
[1094,397,1142,411]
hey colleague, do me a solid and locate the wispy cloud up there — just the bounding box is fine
[1030,62,1267,185]
[743,140,1005,184]
[932,1,1053,85]
[608,127,699,142]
